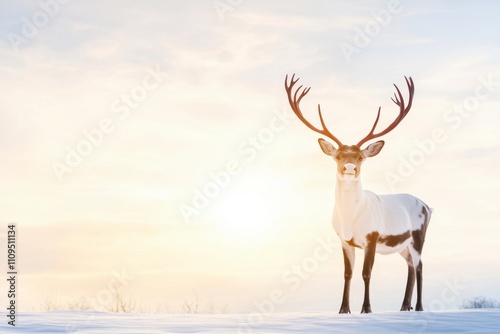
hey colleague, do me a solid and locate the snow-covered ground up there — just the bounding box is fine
[4,309,499,333]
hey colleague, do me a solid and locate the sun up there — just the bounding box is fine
[215,190,274,242]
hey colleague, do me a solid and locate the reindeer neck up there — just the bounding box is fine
[335,176,366,217]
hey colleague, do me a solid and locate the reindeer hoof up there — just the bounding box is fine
[339,307,351,314]
[361,305,372,313]
[400,305,413,311]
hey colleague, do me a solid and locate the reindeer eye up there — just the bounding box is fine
[334,155,340,160]
[358,157,363,162]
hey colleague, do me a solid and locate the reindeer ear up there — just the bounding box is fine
[318,138,337,156]
[362,140,385,158]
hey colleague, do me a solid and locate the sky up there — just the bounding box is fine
[0,0,499,314]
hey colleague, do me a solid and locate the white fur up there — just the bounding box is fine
[333,181,426,253]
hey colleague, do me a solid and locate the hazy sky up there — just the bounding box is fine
[0,1,499,315]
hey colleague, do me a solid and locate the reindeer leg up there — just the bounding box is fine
[414,203,431,311]
[399,248,415,311]
[410,233,424,311]
[415,258,423,311]
[361,232,379,313]
[339,242,355,314]
[412,217,428,311]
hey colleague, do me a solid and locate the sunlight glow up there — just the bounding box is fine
[215,190,273,242]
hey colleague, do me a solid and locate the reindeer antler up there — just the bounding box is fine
[285,74,343,147]
[356,76,415,147]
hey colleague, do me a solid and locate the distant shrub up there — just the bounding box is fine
[41,291,229,314]
[461,296,500,309]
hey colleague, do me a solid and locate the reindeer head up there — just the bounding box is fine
[317,141,384,180]
[285,74,414,180]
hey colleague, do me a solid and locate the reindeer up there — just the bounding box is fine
[285,74,431,314]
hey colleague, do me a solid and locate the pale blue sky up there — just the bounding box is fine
[0,0,499,313]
